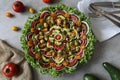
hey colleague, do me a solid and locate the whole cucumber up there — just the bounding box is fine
[103,62,120,80]
[84,74,100,80]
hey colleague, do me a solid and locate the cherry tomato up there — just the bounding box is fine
[6,12,13,18]
[2,63,19,78]
[12,1,25,12]
[43,0,53,4]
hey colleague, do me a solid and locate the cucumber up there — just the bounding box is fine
[103,62,120,80]
[84,74,100,80]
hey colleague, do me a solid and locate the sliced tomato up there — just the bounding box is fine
[47,39,50,43]
[79,39,84,45]
[83,39,88,46]
[70,14,79,22]
[82,21,89,34]
[67,59,77,67]
[49,28,55,35]
[54,64,65,71]
[54,44,64,51]
[55,10,66,16]
[40,11,50,19]
[77,49,84,57]
[81,23,87,34]
[31,19,39,28]
[62,40,68,43]
[39,60,50,68]
[47,39,53,46]
[27,32,33,41]
[29,47,35,58]
[80,39,87,47]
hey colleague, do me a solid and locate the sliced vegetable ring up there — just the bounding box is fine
[21,4,96,77]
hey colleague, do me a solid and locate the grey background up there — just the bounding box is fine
[0,0,120,80]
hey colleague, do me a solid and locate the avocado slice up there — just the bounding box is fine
[42,55,50,62]
[46,16,51,24]
[54,41,62,46]
[57,15,65,20]
[54,58,64,64]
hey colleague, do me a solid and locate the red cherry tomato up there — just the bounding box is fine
[43,0,53,4]
[2,63,19,78]
[12,1,25,12]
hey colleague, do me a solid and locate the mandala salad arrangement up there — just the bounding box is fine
[20,4,96,77]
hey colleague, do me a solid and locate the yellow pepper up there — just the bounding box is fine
[12,26,19,31]
[27,41,33,47]
[63,61,68,66]
[29,8,35,14]
[6,12,13,18]
[35,54,41,59]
